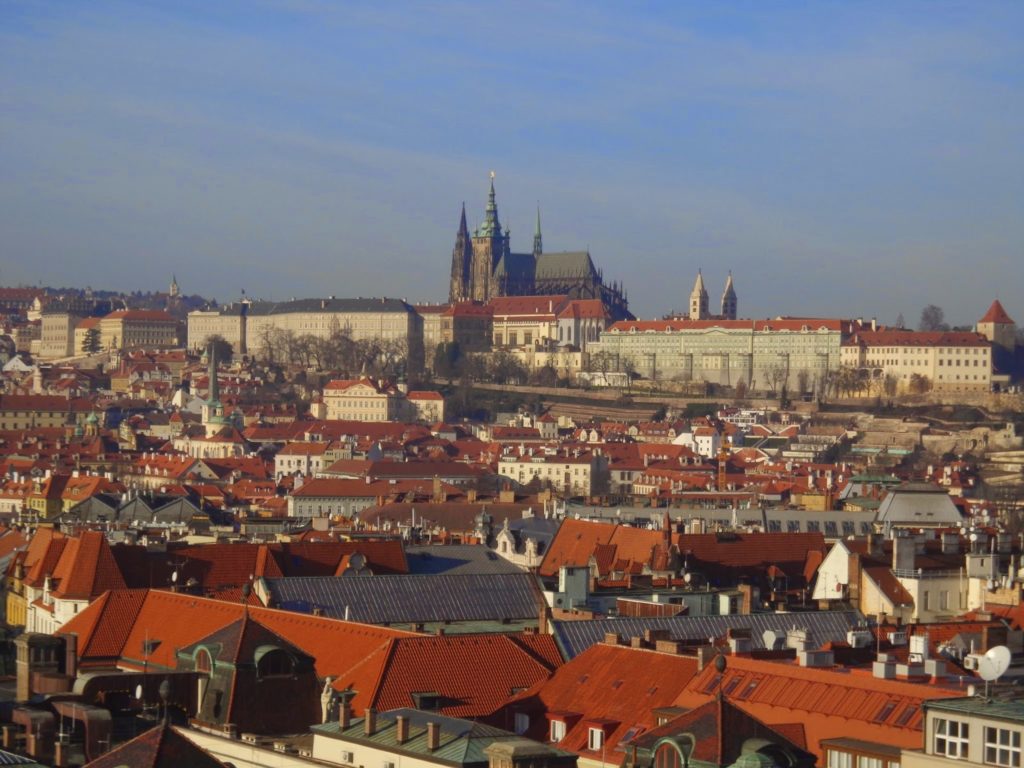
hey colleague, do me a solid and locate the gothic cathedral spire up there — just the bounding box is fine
[448,202,472,303]
[533,206,543,257]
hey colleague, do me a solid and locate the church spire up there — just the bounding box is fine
[533,205,543,256]
[689,269,709,320]
[478,171,502,238]
[721,271,738,320]
[449,202,472,303]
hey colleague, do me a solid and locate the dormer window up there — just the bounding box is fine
[550,719,566,742]
[589,728,604,751]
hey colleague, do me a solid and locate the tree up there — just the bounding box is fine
[919,305,949,332]
[206,334,233,364]
[529,363,559,387]
[433,342,462,382]
[762,363,788,396]
[796,368,811,395]
[733,379,748,401]
[895,312,905,329]
[908,373,932,394]
[81,326,101,354]
[883,373,899,398]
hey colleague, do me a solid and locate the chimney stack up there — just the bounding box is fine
[364,708,377,736]
[340,700,352,729]
[427,722,441,751]
[396,715,409,744]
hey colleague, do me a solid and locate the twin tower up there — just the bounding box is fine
[687,270,737,321]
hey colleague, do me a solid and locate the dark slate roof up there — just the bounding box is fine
[84,722,227,768]
[265,573,542,624]
[61,494,119,523]
[506,516,560,555]
[313,708,571,766]
[244,297,413,315]
[552,610,864,659]
[151,497,204,524]
[494,252,536,283]
[535,251,597,281]
[405,545,526,576]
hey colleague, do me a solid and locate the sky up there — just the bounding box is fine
[1,1,1022,326]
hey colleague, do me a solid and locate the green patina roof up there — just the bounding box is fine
[925,696,1024,724]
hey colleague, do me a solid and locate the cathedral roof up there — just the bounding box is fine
[535,251,597,280]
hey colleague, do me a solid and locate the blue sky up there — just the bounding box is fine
[1,1,1021,325]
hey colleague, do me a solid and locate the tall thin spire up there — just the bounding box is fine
[207,341,220,406]
[479,171,502,238]
[533,205,543,256]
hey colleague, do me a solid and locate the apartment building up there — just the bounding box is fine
[841,330,992,393]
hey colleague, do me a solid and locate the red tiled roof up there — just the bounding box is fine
[980,299,1015,325]
[50,531,127,600]
[59,589,416,681]
[103,309,177,322]
[675,654,963,762]
[83,722,227,768]
[508,643,699,755]
[608,318,847,333]
[845,330,989,348]
[337,633,559,719]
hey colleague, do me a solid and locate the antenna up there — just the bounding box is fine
[978,645,1012,699]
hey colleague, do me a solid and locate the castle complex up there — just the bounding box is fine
[448,176,632,319]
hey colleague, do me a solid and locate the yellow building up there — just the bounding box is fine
[323,378,403,421]
[841,330,992,393]
[99,309,180,351]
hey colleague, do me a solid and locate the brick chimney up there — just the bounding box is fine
[364,708,377,736]
[396,715,409,744]
[426,721,440,751]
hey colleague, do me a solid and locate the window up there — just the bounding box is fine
[935,718,969,759]
[857,757,883,768]
[514,712,529,735]
[828,752,853,768]
[986,727,1021,767]
[589,728,605,751]
[550,720,566,742]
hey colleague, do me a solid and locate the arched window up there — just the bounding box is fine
[255,646,294,678]
[655,739,692,768]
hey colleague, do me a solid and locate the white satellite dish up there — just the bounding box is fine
[135,683,143,700]
[979,646,1012,682]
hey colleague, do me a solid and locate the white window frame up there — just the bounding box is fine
[589,727,604,751]
[827,751,853,768]
[550,719,566,742]
[935,718,970,759]
[986,726,1022,767]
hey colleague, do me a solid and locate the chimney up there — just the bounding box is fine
[340,700,352,729]
[426,721,440,751]
[64,633,78,680]
[364,708,377,736]
[604,632,622,646]
[892,532,915,572]
[396,715,409,744]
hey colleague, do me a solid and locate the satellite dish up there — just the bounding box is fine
[171,570,178,583]
[980,646,1012,682]
[135,684,143,700]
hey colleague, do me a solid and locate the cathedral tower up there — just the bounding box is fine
[468,174,510,302]
[689,270,709,320]
[449,203,472,303]
[721,272,737,320]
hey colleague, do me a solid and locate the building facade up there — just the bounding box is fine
[591,317,852,390]
[841,330,992,393]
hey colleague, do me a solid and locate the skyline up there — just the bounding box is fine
[2,2,1022,326]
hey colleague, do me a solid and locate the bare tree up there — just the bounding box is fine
[796,368,811,394]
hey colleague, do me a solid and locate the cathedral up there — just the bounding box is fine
[448,177,632,319]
